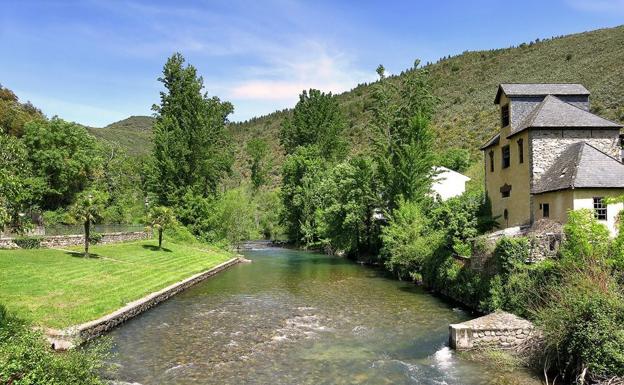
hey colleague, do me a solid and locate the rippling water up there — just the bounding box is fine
[107,248,541,385]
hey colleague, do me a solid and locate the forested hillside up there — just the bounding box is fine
[87,115,154,157]
[228,25,624,181]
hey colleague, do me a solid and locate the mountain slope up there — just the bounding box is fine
[87,116,155,157]
[229,25,624,181]
[99,26,624,180]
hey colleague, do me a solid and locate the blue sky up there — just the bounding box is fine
[1,0,623,127]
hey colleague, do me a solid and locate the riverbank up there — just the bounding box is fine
[0,239,233,329]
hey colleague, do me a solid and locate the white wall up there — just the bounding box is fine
[573,190,624,236]
[432,167,471,201]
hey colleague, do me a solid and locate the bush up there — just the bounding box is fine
[88,232,102,245]
[493,237,530,276]
[13,236,42,249]
[536,266,624,380]
[381,199,444,281]
[561,209,610,264]
[0,304,110,385]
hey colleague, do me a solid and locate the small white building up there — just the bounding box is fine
[431,167,471,201]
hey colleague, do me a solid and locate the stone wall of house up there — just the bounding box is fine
[528,233,563,262]
[530,128,620,185]
[450,311,538,351]
[0,231,151,249]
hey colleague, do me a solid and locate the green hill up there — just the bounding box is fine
[94,25,624,180]
[87,115,155,157]
[229,25,624,181]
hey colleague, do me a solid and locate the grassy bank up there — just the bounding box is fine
[0,240,233,328]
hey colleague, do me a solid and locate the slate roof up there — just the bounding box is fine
[479,133,500,150]
[509,95,622,138]
[533,142,624,194]
[494,83,590,104]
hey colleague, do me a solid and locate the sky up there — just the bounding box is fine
[0,0,623,127]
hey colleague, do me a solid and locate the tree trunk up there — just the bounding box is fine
[158,228,163,249]
[84,220,90,257]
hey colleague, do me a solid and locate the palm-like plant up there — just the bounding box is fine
[148,206,176,249]
[71,190,106,256]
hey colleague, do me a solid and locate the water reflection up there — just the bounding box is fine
[107,248,540,385]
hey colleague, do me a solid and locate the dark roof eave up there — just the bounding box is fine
[507,125,623,139]
[533,186,624,194]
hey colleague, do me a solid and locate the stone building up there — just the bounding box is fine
[480,84,624,235]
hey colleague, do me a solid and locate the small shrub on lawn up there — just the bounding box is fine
[13,236,42,249]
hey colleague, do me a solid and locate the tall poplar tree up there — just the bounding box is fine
[150,53,234,205]
[371,61,437,210]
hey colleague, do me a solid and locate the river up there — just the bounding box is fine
[108,247,541,385]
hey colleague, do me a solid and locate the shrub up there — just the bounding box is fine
[88,232,102,245]
[561,209,610,264]
[13,236,42,249]
[536,266,624,380]
[493,237,530,276]
[381,199,445,280]
[0,304,110,384]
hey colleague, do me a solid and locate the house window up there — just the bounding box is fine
[517,139,524,164]
[593,197,607,220]
[501,104,510,127]
[502,145,510,169]
[542,203,550,218]
[489,151,494,172]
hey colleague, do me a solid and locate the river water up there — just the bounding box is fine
[108,247,541,385]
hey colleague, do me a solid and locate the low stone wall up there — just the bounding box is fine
[46,257,243,350]
[450,311,537,351]
[0,231,150,249]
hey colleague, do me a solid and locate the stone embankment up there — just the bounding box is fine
[46,257,243,350]
[449,311,538,351]
[0,231,150,249]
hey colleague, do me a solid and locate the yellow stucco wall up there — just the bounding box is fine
[484,94,532,228]
[533,190,574,224]
[573,189,624,236]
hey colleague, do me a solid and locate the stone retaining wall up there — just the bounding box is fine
[0,231,150,249]
[450,311,538,351]
[46,257,242,350]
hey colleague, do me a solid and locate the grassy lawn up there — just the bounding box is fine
[0,240,233,328]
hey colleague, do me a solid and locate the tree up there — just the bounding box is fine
[70,190,107,256]
[371,61,437,209]
[280,146,327,245]
[148,206,177,249]
[22,118,102,210]
[246,138,269,190]
[150,53,234,206]
[0,134,44,233]
[318,156,381,256]
[279,89,346,160]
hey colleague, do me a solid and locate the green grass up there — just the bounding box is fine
[0,240,233,328]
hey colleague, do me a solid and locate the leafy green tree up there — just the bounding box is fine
[148,206,177,249]
[437,148,471,172]
[371,62,437,209]
[246,138,269,190]
[279,89,346,160]
[22,118,102,210]
[318,157,380,256]
[70,190,107,256]
[150,53,234,205]
[0,134,44,232]
[280,146,327,245]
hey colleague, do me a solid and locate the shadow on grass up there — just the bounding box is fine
[142,244,172,252]
[64,251,102,259]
